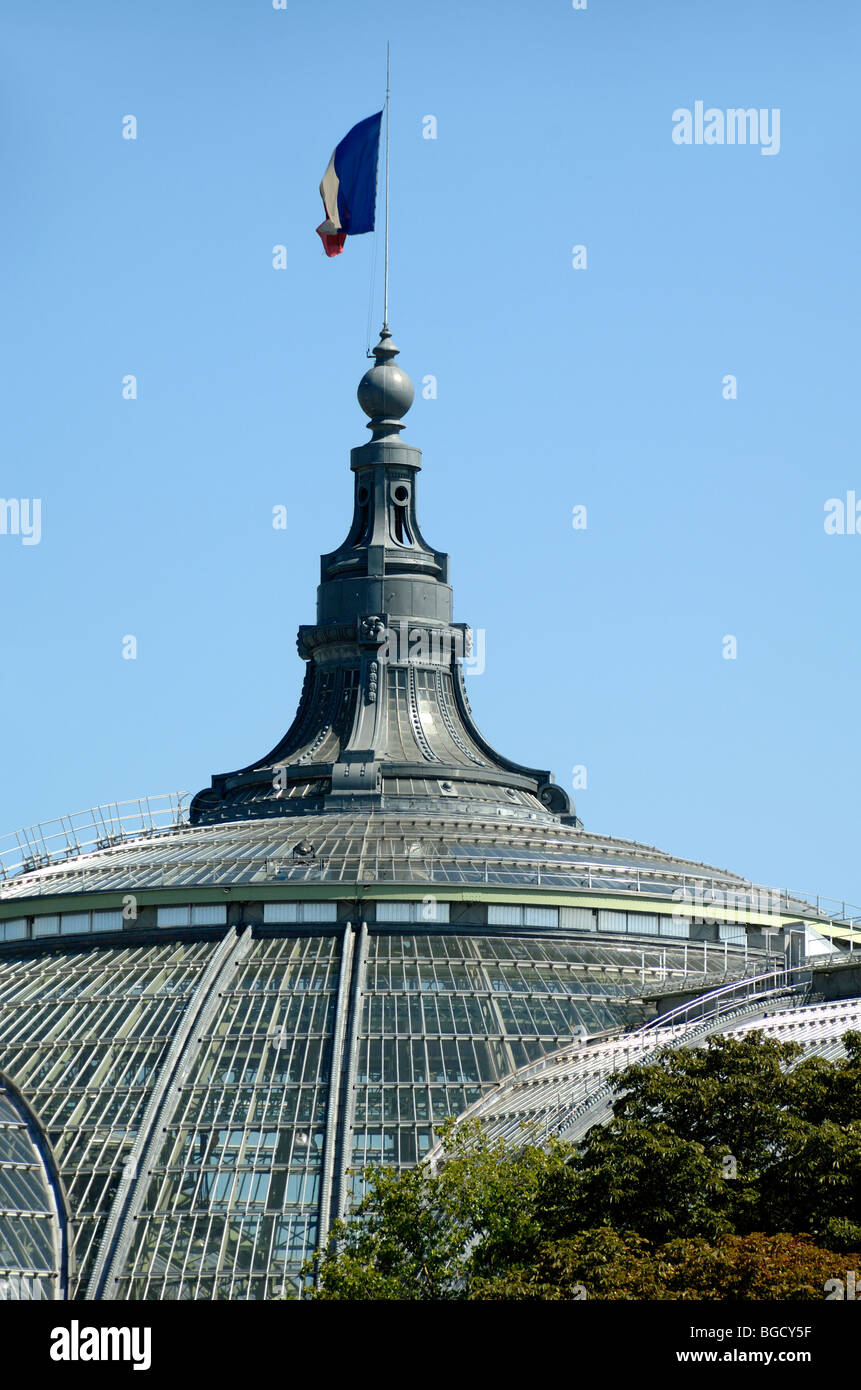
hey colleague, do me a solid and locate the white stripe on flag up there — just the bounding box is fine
[318,153,341,233]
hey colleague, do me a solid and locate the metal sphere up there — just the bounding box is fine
[357,362,414,420]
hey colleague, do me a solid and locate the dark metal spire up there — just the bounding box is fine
[190,332,573,825]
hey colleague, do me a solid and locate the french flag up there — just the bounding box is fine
[316,111,383,257]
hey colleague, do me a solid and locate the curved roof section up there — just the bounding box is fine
[428,988,861,1156]
[0,806,805,906]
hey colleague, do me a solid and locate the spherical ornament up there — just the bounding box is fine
[357,362,414,421]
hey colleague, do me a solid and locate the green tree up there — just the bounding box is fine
[305,1120,579,1299]
[469,1231,861,1301]
[574,1031,861,1244]
[303,1031,861,1299]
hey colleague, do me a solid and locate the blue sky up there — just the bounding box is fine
[1,0,860,910]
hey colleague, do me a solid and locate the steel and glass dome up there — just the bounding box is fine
[0,329,856,1302]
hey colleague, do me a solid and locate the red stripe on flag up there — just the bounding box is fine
[316,225,347,257]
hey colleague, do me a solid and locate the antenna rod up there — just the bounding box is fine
[383,42,390,332]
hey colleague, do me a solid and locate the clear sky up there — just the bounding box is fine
[1,1,859,911]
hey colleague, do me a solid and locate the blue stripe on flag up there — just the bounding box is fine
[333,111,382,236]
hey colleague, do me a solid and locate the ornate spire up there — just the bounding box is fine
[189,330,574,825]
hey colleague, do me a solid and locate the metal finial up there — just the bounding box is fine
[357,327,413,437]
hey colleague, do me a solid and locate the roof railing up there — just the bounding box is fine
[639,967,811,1034]
[0,795,189,884]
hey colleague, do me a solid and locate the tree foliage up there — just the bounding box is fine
[469,1231,860,1301]
[303,1031,861,1299]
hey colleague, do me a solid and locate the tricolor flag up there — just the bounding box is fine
[316,111,383,257]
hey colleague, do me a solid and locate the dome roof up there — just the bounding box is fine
[0,806,764,901]
[0,322,855,1308]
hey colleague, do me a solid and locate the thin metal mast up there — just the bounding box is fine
[383,41,390,332]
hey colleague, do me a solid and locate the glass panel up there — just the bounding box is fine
[190,906,227,926]
[418,900,449,923]
[376,900,451,924]
[560,906,595,931]
[627,913,659,935]
[157,907,191,927]
[300,902,337,923]
[488,905,523,926]
[524,907,558,928]
[92,911,123,933]
[1,919,28,942]
[262,903,299,924]
[375,902,409,922]
[32,916,60,938]
[60,913,90,936]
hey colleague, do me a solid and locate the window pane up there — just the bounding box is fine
[92,911,124,933]
[627,914,658,936]
[300,902,337,923]
[488,905,523,926]
[560,907,595,931]
[375,902,408,922]
[32,916,60,938]
[262,903,299,924]
[417,900,449,923]
[60,913,90,936]
[1,919,28,941]
[524,907,558,928]
[157,906,191,927]
[191,905,227,926]
[660,917,689,939]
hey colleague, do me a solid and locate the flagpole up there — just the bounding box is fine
[383,41,390,332]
